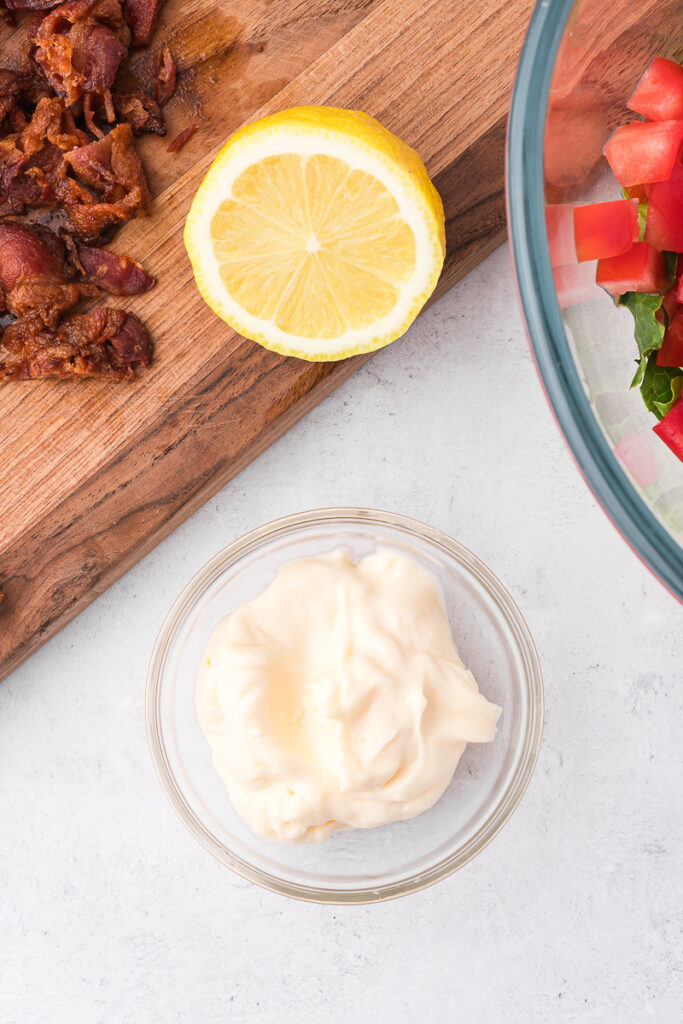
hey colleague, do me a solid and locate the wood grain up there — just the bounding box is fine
[0,0,534,680]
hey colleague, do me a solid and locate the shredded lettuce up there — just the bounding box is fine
[620,254,681,407]
[639,354,683,420]
[620,292,666,387]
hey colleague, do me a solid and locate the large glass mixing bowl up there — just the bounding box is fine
[507,0,683,601]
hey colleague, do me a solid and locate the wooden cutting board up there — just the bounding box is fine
[0,0,535,681]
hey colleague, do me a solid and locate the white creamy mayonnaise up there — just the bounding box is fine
[196,548,500,843]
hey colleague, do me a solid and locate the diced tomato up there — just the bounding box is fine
[628,58,683,122]
[656,287,680,328]
[657,309,683,367]
[573,199,639,262]
[644,154,683,251]
[653,397,683,461]
[644,180,683,251]
[672,254,683,304]
[603,120,683,186]
[625,183,651,202]
[596,242,669,295]
[552,261,603,308]
[545,205,577,266]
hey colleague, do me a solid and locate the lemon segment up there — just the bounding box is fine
[184,106,446,361]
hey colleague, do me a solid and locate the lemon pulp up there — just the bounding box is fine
[184,107,445,361]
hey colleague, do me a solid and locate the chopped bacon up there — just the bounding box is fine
[82,91,103,137]
[32,0,129,106]
[0,220,97,324]
[21,95,82,155]
[0,68,52,137]
[0,164,54,217]
[0,97,91,216]
[0,97,80,214]
[0,117,154,237]
[0,0,167,383]
[0,307,151,379]
[65,123,147,196]
[70,238,155,294]
[0,72,23,130]
[83,22,127,93]
[153,44,175,106]
[55,177,145,237]
[0,140,26,196]
[112,88,164,134]
[102,87,115,122]
[122,0,164,47]
[167,122,195,152]
[6,0,62,8]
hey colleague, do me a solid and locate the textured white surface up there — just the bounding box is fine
[1,244,681,1023]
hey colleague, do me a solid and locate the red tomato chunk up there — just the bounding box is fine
[657,310,683,367]
[644,158,683,252]
[573,199,638,262]
[656,287,680,328]
[645,180,683,252]
[628,58,683,122]
[653,397,683,461]
[603,120,683,186]
[596,242,668,295]
[626,183,651,202]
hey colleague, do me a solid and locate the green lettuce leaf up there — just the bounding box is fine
[640,353,683,420]
[620,292,665,386]
[637,202,648,241]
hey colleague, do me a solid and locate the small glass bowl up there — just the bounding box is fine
[146,509,543,904]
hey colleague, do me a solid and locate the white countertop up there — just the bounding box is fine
[1,244,680,1023]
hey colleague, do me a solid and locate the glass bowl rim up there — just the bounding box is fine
[145,506,544,904]
[506,0,683,603]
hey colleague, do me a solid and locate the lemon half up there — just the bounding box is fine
[184,106,446,361]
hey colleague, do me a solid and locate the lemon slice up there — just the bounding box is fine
[184,106,445,361]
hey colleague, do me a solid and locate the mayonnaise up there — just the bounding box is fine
[196,548,500,843]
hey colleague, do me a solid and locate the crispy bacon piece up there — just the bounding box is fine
[153,44,175,106]
[0,72,24,133]
[70,238,155,294]
[122,0,164,47]
[32,0,129,106]
[0,221,97,324]
[56,177,145,237]
[6,0,62,8]
[0,139,26,195]
[0,307,152,379]
[167,122,195,152]
[32,121,153,238]
[0,97,86,216]
[82,22,127,92]
[0,68,52,137]
[65,123,148,199]
[112,88,165,134]
[22,95,83,154]
[0,165,54,216]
